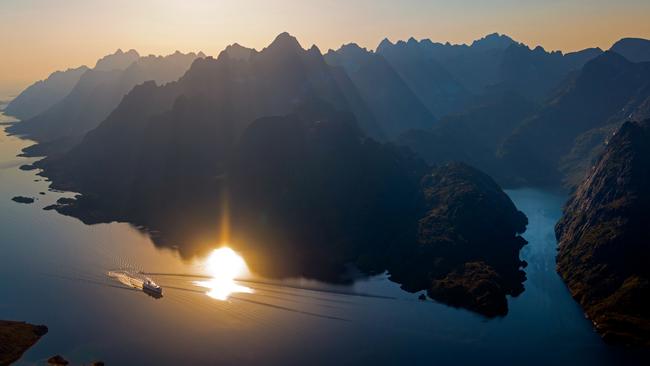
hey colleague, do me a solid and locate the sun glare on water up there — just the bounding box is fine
[194,247,253,301]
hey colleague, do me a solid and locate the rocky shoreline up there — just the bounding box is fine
[0,320,48,365]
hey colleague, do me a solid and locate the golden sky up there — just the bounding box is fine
[2,0,650,97]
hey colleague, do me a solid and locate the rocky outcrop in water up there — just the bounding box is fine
[12,196,35,204]
[556,119,650,346]
[390,162,528,316]
[47,355,69,365]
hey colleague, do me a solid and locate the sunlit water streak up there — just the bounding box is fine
[193,247,253,300]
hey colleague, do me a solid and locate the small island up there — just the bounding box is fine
[19,164,38,171]
[12,196,35,204]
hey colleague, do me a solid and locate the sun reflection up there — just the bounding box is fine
[194,247,253,301]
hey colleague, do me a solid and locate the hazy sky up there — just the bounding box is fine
[2,0,650,96]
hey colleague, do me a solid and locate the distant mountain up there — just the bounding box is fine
[385,33,515,94]
[376,37,472,117]
[93,49,140,71]
[374,34,601,117]
[499,51,650,186]
[470,32,516,51]
[398,92,536,184]
[392,33,600,97]
[325,43,436,138]
[610,37,650,62]
[556,119,650,346]
[224,43,255,61]
[7,50,202,142]
[4,66,89,120]
[491,43,603,100]
[564,47,605,69]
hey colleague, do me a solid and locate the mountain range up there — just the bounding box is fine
[7,49,203,143]
[4,66,89,120]
[27,33,532,316]
[5,32,650,330]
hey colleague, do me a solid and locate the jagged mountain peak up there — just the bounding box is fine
[308,44,322,54]
[94,48,141,71]
[610,37,650,62]
[224,42,256,61]
[337,43,369,55]
[266,32,303,52]
[583,50,633,72]
[377,38,394,52]
[471,32,515,50]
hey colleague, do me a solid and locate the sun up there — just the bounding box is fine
[195,247,252,300]
[205,247,247,279]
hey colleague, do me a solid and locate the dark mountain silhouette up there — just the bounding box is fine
[34,33,528,316]
[7,50,203,142]
[33,33,385,202]
[499,51,650,186]
[325,43,436,138]
[230,106,427,279]
[397,92,536,184]
[4,66,89,120]
[610,37,650,62]
[565,47,605,68]
[556,119,650,346]
[491,43,603,100]
[224,43,255,61]
[470,32,516,51]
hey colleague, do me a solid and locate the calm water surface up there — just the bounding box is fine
[1,110,646,365]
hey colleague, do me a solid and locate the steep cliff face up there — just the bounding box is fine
[556,119,650,346]
[499,52,650,186]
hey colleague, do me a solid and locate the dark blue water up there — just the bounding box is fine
[1,110,646,365]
